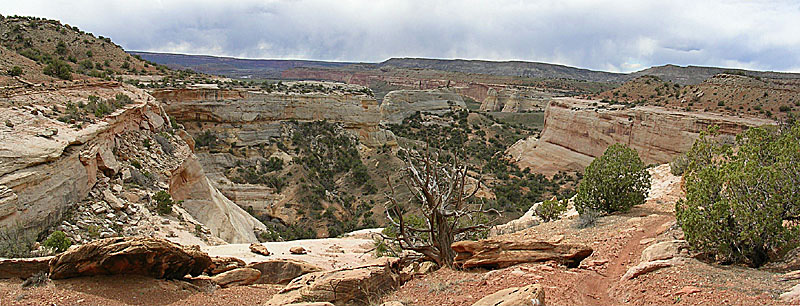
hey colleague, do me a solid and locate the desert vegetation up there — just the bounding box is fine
[676,122,800,267]
[574,143,651,215]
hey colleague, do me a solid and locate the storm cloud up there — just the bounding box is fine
[3,0,800,72]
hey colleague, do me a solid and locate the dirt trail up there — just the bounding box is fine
[577,214,672,305]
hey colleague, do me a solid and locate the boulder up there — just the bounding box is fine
[247,259,324,284]
[249,243,270,256]
[0,256,53,279]
[380,302,405,306]
[284,303,335,306]
[640,240,688,262]
[451,238,593,269]
[621,257,687,281]
[265,260,401,306]
[49,237,211,279]
[781,284,800,303]
[290,246,308,255]
[207,256,246,275]
[210,267,261,288]
[400,261,439,281]
[102,189,126,211]
[472,284,545,306]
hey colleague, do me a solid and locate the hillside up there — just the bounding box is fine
[631,64,800,85]
[0,15,168,86]
[596,74,800,119]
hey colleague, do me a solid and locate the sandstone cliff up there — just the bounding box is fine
[380,88,467,124]
[507,98,775,176]
[169,156,266,243]
[0,82,263,244]
[153,88,394,147]
[479,88,552,112]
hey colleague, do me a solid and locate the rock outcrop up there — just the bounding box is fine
[640,240,688,263]
[0,84,159,233]
[246,259,324,284]
[49,237,212,280]
[169,156,266,243]
[0,256,52,279]
[1,83,263,245]
[480,88,550,112]
[153,87,393,147]
[473,284,545,306]
[507,98,775,176]
[451,238,592,269]
[380,88,466,124]
[210,267,261,288]
[265,260,401,305]
[207,256,246,275]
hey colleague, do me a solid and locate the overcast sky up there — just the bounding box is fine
[3,0,800,73]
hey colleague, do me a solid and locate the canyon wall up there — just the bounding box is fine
[479,88,553,112]
[153,88,394,147]
[380,88,467,124]
[507,98,775,176]
[0,83,263,244]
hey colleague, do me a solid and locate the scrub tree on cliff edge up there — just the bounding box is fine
[382,147,498,268]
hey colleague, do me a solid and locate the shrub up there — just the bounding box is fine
[574,143,651,215]
[43,59,72,80]
[8,66,22,77]
[535,197,567,222]
[676,124,800,267]
[780,105,792,112]
[576,208,601,229]
[670,154,688,176]
[153,190,174,215]
[0,224,36,258]
[42,231,72,253]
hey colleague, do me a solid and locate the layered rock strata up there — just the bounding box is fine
[507,98,775,176]
[380,88,466,124]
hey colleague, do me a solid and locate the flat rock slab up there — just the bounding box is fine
[452,238,593,269]
[0,256,53,279]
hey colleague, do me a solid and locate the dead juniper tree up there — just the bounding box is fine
[383,147,498,268]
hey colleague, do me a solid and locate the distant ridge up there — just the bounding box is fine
[130,51,800,85]
[130,51,359,78]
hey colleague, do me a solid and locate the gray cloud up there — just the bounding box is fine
[3,0,800,72]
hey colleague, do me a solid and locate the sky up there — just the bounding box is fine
[3,0,800,73]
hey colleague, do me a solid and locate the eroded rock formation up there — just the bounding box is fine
[153,88,393,147]
[49,237,212,279]
[507,98,775,176]
[480,88,551,112]
[380,88,466,124]
[169,156,266,243]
